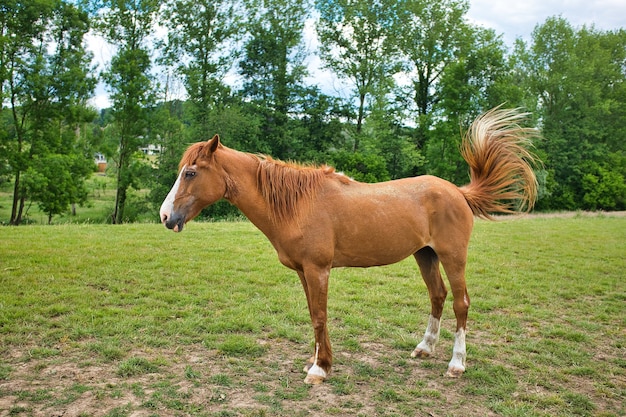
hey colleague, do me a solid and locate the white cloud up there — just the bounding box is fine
[302,17,351,98]
[467,0,626,45]
[85,31,114,109]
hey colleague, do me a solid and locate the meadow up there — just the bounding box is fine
[0,215,625,416]
[0,174,154,225]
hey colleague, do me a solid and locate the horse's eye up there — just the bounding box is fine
[185,170,196,179]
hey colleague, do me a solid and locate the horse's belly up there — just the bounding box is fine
[332,252,412,268]
[331,230,424,268]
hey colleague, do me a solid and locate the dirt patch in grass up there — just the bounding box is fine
[0,340,501,417]
[3,335,623,417]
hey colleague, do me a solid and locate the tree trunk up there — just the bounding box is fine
[112,148,126,224]
[9,172,21,225]
[114,187,127,224]
[16,196,25,225]
[355,92,366,151]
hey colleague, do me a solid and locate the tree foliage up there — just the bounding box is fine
[517,17,626,210]
[96,0,159,223]
[316,0,398,141]
[393,0,470,118]
[238,0,312,159]
[1,0,96,225]
[2,0,625,224]
[159,0,242,134]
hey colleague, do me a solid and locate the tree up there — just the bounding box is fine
[24,153,92,223]
[516,17,626,210]
[97,0,159,223]
[238,0,311,159]
[316,0,398,144]
[1,0,96,225]
[160,0,243,136]
[425,27,513,183]
[392,0,471,143]
[355,77,425,180]
[1,0,56,224]
[289,86,351,161]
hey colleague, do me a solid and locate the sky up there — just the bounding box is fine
[466,0,626,45]
[88,0,626,109]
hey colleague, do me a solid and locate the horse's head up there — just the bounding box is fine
[160,135,227,232]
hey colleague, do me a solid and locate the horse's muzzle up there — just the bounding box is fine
[163,212,185,233]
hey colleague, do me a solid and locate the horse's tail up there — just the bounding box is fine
[459,107,540,219]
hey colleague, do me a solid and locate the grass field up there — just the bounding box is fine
[1,216,625,416]
[0,175,155,225]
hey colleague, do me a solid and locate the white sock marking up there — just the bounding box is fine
[448,328,467,372]
[307,343,327,379]
[413,315,440,356]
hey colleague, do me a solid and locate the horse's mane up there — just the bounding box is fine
[257,156,349,224]
[178,142,207,170]
[179,141,351,224]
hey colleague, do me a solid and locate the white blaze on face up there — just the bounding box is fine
[160,165,185,224]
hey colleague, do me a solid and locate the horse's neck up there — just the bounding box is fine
[221,150,278,237]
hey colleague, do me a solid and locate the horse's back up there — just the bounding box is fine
[325,175,471,222]
[310,175,473,268]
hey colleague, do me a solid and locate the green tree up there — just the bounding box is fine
[327,149,390,182]
[1,0,96,225]
[425,27,513,184]
[97,0,159,223]
[1,0,56,224]
[392,0,470,144]
[238,0,310,159]
[316,0,397,144]
[357,80,424,180]
[517,17,626,210]
[24,153,92,223]
[290,86,351,161]
[581,161,626,210]
[160,0,242,136]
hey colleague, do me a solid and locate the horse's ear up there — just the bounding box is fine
[208,134,221,153]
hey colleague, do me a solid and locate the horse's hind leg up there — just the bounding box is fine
[439,251,470,378]
[412,247,447,358]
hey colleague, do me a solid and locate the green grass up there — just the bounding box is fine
[0,216,625,416]
[0,174,154,225]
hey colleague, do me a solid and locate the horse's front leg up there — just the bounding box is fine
[298,266,332,384]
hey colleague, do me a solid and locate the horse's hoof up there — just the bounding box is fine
[304,373,326,384]
[445,367,464,378]
[304,362,327,384]
[411,348,431,358]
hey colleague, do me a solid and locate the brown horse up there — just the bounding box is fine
[160,108,539,384]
